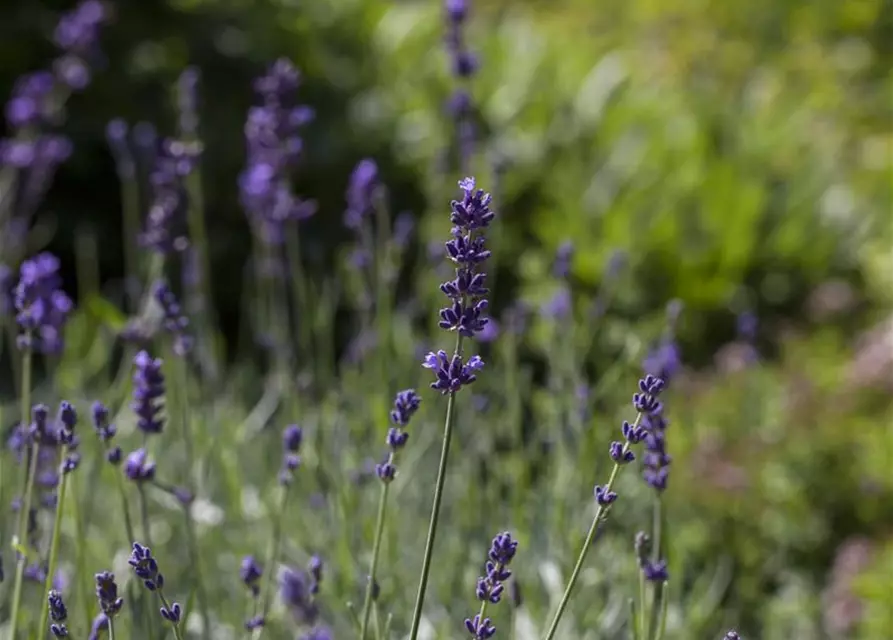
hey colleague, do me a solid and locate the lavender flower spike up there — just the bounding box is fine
[409,177,496,640]
[465,532,518,639]
[542,373,667,640]
[13,252,73,354]
[132,350,166,435]
[361,390,422,638]
[129,543,185,638]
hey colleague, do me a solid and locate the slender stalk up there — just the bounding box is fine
[108,616,117,640]
[138,484,158,639]
[637,565,647,639]
[360,482,391,638]
[252,482,293,640]
[182,505,211,640]
[8,343,34,639]
[36,448,71,636]
[106,444,141,632]
[541,413,645,640]
[654,582,669,640]
[407,335,463,640]
[69,470,93,631]
[158,589,186,640]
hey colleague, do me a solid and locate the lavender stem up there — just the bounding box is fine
[541,414,644,640]
[408,333,463,640]
[36,442,72,636]
[359,482,390,639]
[7,341,34,639]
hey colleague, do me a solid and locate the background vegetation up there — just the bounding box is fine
[1,0,891,638]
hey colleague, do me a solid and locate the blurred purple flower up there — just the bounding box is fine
[541,287,571,321]
[13,252,73,354]
[240,59,316,244]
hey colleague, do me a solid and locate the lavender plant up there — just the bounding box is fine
[359,389,422,639]
[542,373,666,640]
[409,176,494,638]
[129,542,185,640]
[464,531,518,639]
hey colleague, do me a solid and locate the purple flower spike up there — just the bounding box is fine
[465,614,496,639]
[423,350,484,394]
[152,281,193,356]
[132,351,166,435]
[724,632,741,640]
[279,424,304,485]
[48,589,69,637]
[465,532,518,637]
[376,389,421,483]
[95,571,124,617]
[279,567,319,625]
[642,558,669,583]
[240,59,316,245]
[123,448,156,482]
[128,542,164,591]
[344,159,380,230]
[594,485,618,506]
[13,253,73,354]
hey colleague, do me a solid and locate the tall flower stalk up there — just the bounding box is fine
[36,402,80,637]
[408,177,495,639]
[253,424,303,638]
[359,390,422,639]
[8,253,72,638]
[541,374,666,640]
[464,532,518,638]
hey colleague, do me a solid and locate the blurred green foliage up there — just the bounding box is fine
[1,0,891,638]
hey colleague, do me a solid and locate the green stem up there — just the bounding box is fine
[407,333,464,640]
[253,482,293,639]
[637,564,647,639]
[108,446,141,632]
[8,344,34,639]
[108,616,117,640]
[138,484,158,640]
[541,412,644,640]
[360,482,391,639]
[36,449,71,636]
[183,504,211,640]
[654,582,669,640]
[70,470,93,633]
[158,589,186,640]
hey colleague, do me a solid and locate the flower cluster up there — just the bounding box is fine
[240,555,263,597]
[91,401,121,464]
[13,253,73,354]
[344,158,380,231]
[52,0,108,91]
[140,138,197,254]
[443,0,479,167]
[376,389,421,482]
[280,566,319,625]
[465,531,519,639]
[593,375,666,507]
[642,411,671,492]
[47,589,69,637]
[123,448,156,482]
[95,571,124,617]
[56,401,80,474]
[239,58,316,244]
[132,350,166,435]
[240,555,265,630]
[153,280,194,356]
[422,177,494,391]
[129,543,182,623]
[278,424,303,485]
[309,555,323,595]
